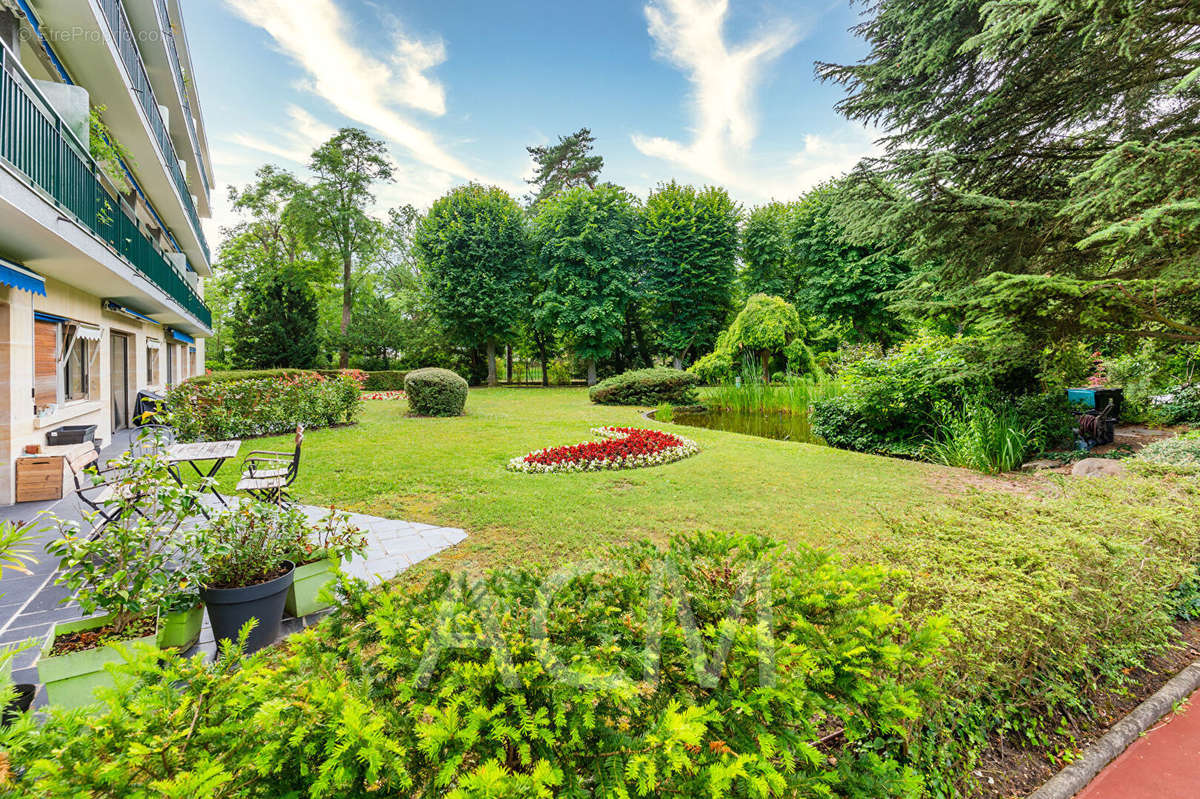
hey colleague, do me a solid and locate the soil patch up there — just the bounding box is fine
[47,615,157,656]
[975,620,1200,798]
[205,562,291,590]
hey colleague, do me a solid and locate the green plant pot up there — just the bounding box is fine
[36,615,158,710]
[285,558,341,617]
[156,603,204,651]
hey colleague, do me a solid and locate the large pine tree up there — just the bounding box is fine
[821,0,1200,343]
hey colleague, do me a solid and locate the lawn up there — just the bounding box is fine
[227,387,952,573]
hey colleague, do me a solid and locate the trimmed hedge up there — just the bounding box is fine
[589,367,699,406]
[404,367,468,416]
[186,368,313,386]
[317,370,409,391]
[168,372,362,440]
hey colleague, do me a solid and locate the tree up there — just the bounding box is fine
[228,268,321,369]
[525,128,604,208]
[533,184,640,385]
[728,294,802,382]
[819,0,1200,344]
[640,182,740,367]
[416,184,530,387]
[790,183,911,345]
[741,202,796,300]
[298,129,394,368]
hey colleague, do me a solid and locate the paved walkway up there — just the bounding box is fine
[0,431,466,706]
[1076,689,1200,798]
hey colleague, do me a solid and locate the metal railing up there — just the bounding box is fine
[0,45,212,329]
[96,0,210,263]
[150,0,209,197]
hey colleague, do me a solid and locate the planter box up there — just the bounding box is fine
[157,603,204,651]
[36,615,157,709]
[285,558,341,617]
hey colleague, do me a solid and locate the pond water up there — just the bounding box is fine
[669,408,825,445]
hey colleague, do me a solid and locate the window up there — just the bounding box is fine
[32,315,100,412]
[147,339,161,385]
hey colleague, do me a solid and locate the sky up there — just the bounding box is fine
[184,0,878,246]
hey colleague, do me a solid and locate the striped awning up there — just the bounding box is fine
[0,258,46,296]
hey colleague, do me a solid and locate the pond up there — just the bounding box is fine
[669,407,826,445]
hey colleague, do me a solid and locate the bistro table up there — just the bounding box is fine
[165,439,242,511]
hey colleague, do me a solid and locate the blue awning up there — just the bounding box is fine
[103,301,160,326]
[0,258,46,296]
[168,328,194,344]
[33,311,69,324]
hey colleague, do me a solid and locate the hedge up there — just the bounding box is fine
[404,367,468,416]
[185,368,313,386]
[167,372,362,440]
[316,370,409,391]
[589,367,700,406]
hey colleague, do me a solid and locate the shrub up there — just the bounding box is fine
[547,357,574,385]
[3,533,945,797]
[588,367,699,406]
[168,372,362,440]
[926,400,1044,473]
[404,367,468,416]
[1156,383,1200,425]
[186,368,313,386]
[687,347,734,384]
[1130,432,1200,475]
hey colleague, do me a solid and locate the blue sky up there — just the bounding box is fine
[187,0,877,243]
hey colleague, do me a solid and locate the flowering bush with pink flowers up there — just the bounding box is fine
[168,372,362,441]
[508,427,699,473]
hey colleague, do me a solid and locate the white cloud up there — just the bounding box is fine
[632,0,801,186]
[228,105,336,165]
[222,0,475,180]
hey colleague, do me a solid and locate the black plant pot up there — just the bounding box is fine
[2,684,35,727]
[200,562,295,655]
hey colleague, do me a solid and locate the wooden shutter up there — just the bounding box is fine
[33,320,57,409]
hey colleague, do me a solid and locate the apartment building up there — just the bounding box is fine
[0,0,213,503]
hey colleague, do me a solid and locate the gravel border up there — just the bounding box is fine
[1028,659,1200,798]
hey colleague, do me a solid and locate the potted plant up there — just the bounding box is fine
[41,450,204,708]
[156,577,205,651]
[197,503,297,655]
[284,508,366,617]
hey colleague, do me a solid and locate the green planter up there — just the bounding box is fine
[36,615,158,709]
[156,603,204,651]
[285,558,341,617]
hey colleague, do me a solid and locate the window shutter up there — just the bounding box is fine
[33,320,57,408]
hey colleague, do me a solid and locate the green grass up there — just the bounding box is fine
[220,387,945,573]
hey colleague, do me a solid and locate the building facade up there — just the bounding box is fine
[0,0,213,503]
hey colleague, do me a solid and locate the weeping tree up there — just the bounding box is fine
[416,184,530,387]
[819,0,1200,343]
[727,294,802,383]
[532,184,640,385]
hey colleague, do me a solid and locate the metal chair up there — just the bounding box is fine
[236,425,304,505]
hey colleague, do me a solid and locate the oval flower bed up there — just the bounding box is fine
[508,426,699,473]
[363,390,407,401]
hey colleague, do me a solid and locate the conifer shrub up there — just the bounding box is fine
[2,533,946,797]
[405,367,469,416]
[589,367,700,406]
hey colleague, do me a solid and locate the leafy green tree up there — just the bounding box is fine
[741,202,796,300]
[819,0,1200,344]
[228,268,321,369]
[790,183,911,346]
[416,184,530,386]
[296,128,394,367]
[641,182,740,367]
[533,185,640,385]
[728,294,802,382]
[525,127,604,208]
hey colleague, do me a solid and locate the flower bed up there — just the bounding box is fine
[508,426,699,473]
[362,390,407,401]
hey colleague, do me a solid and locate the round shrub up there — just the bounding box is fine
[404,367,468,416]
[588,367,699,406]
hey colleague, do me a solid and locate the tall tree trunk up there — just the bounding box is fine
[672,355,683,370]
[486,340,498,387]
[505,345,513,385]
[587,359,597,386]
[339,252,352,368]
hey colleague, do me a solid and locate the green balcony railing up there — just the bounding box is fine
[151,0,210,197]
[96,0,210,264]
[0,45,212,330]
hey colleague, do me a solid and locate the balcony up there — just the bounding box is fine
[93,0,209,263]
[0,44,212,330]
[152,0,210,198]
